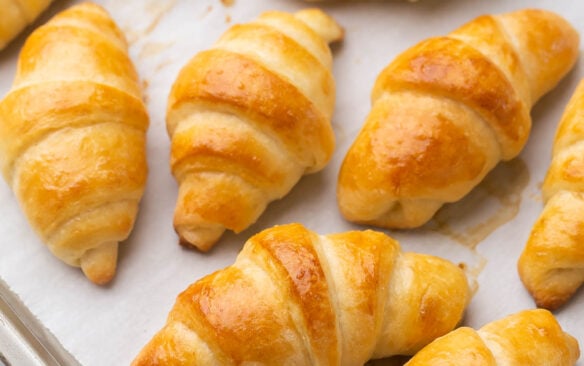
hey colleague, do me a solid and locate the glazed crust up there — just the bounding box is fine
[0,2,149,284]
[0,0,54,50]
[518,78,584,310]
[167,9,343,251]
[405,309,580,365]
[131,223,471,365]
[337,9,579,229]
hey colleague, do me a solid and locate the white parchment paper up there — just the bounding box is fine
[0,0,583,365]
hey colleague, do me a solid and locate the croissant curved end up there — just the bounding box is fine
[177,225,226,252]
[294,8,344,44]
[80,242,118,285]
[519,264,584,311]
[0,0,54,51]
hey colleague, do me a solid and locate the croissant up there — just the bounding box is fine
[0,0,53,50]
[0,3,149,284]
[132,223,471,365]
[166,9,343,251]
[337,9,579,229]
[405,309,580,365]
[518,78,584,310]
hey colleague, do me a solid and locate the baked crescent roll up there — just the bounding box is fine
[0,3,149,284]
[337,9,579,229]
[405,309,580,365]
[132,223,471,365]
[167,9,343,251]
[0,0,54,51]
[518,78,584,310]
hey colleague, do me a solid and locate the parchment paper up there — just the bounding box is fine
[0,0,582,365]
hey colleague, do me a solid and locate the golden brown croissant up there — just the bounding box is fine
[337,9,579,229]
[0,0,54,50]
[132,223,471,365]
[518,78,584,310]
[0,2,149,284]
[167,9,343,251]
[405,309,580,365]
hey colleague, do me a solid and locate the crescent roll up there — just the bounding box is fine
[405,309,580,365]
[166,9,344,251]
[0,0,54,50]
[518,78,584,310]
[132,223,471,365]
[0,3,149,284]
[337,9,579,229]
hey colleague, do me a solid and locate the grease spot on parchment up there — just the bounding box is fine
[144,0,178,35]
[458,258,485,296]
[528,180,544,203]
[138,42,174,59]
[121,0,178,45]
[155,58,175,72]
[428,158,530,250]
[141,79,150,105]
[424,158,529,293]
[221,0,235,7]
[201,6,213,20]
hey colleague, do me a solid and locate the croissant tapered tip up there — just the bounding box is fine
[80,242,118,285]
[531,287,578,311]
[294,8,344,44]
[176,225,226,252]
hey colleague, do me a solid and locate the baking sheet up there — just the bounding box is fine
[0,0,583,365]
